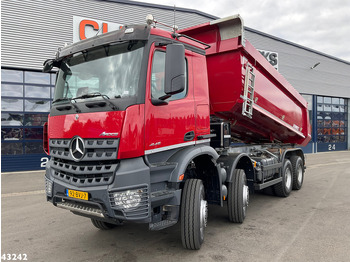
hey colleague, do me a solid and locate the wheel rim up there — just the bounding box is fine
[242,184,249,215]
[200,199,208,240]
[285,167,292,189]
[297,165,303,184]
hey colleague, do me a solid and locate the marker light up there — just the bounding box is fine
[179,174,184,181]
[146,14,155,25]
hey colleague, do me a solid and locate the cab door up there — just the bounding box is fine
[144,43,195,155]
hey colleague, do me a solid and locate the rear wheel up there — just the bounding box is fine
[91,219,118,230]
[274,160,293,197]
[291,156,304,190]
[227,169,249,223]
[181,179,207,250]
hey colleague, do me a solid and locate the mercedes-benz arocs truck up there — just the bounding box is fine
[43,15,311,250]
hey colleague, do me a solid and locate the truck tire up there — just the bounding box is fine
[181,179,208,250]
[274,159,293,197]
[291,156,304,190]
[91,218,117,230]
[227,169,249,223]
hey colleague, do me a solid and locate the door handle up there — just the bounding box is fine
[184,131,195,141]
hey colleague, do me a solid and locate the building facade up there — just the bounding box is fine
[2,0,349,172]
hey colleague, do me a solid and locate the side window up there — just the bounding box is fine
[151,51,166,99]
[151,50,187,101]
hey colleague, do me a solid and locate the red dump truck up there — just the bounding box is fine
[43,15,311,250]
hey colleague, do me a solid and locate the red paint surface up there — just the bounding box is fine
[49,111,125,139]
[49,106,145,159]
[144,43,198,152]
[180,22,311,146]
[118,105,145,159]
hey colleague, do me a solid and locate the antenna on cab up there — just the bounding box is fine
[173,5,177,33]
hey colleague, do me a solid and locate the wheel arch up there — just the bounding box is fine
[218,153,255,191]
[282,148,305,165]
[168,145,220,182]
[168,145,223,205]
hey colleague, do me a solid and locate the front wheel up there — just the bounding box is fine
[274,159,293,197]
[227,169,249,223]
[181,179,207,250]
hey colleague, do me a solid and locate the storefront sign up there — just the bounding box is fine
[73,16,121,43]
[258,49,278,71]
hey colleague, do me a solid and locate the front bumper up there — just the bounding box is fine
[46,157,152,223]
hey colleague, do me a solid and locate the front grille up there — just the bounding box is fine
[109,186,149,219]
[50,139,119,161]
[49,138,119,187]
[52,161,116,186]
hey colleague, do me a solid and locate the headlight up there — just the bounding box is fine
[45,178,53,197]
[112,189,144,209]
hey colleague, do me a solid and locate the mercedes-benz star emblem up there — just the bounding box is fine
[69,136,85,161]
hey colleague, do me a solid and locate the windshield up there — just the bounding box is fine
[54,41,145,102]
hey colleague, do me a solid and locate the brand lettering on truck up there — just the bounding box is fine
[99,132,119,137]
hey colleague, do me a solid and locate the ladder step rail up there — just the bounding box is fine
[241,63,256,119]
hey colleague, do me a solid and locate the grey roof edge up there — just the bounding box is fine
[97,0,219,20]
[245,27,350,65]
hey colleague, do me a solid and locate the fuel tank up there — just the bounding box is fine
[179,15,311,146]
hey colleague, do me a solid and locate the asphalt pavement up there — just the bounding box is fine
[2,151,350,262]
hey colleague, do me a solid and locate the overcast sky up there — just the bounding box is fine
[143,0,350,62]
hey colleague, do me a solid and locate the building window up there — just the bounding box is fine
[23,114,48,126]
[25,85,51,98]
[1,69,55,155]
[1,142,23,155]
[1,84,23,97]
[316,95,348,144]
[1,98,24,111]
[25,71,50,85]
[1,69,23,83]
[1,113,24,126]
[25,99,50,112]
[1,128,23,140]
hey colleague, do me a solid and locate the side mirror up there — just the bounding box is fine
[164,43,185,95]
[42,59,55,73]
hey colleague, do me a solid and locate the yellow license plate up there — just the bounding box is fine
[66,189,88,200]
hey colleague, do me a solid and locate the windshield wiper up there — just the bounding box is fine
[52,98,70,103]
[72,92,105,100]
[52,97,81,113]
[72,92,119,110]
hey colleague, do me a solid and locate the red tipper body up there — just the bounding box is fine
[179,16,311,146]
